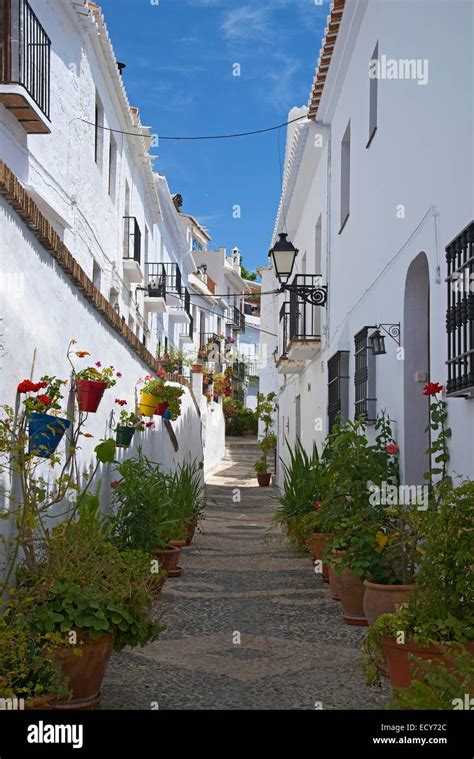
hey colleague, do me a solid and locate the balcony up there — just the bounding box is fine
[0,0,51,133]
[277,303,304,375]
[122,217,143,283]
[232,361,246,380]
[286,275,323,360]
[226,305,245,333]
[143,262,183,314]
[169,285,192,327]
[199,333,222,363]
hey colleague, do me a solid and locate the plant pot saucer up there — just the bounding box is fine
[342,612,369,626]
[167,567,183,578]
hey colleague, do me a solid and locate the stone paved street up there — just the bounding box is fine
[101,438,388,710]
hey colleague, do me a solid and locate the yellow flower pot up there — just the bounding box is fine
[139,391,160,418]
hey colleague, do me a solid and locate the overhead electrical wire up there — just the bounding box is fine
[78,114,307,141]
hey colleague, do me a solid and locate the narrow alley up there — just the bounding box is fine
[101,439,387,710]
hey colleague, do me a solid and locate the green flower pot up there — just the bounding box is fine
[116,426,135,449]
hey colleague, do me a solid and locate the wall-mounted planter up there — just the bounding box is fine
[139,391,160,417]
[154,402,169,417]
[115,426,135,449]
[77,380,108,413]
[28,413,71,458]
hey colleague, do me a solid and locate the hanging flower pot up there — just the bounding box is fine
[139,391,160,417]
[163,407,172,421]
[155,401,169,417]
[28,413,71,458]
[115,426,135,449]
[77,380,108,413]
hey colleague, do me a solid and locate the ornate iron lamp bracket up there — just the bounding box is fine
[278,283,328,306]
[378,323,401,346]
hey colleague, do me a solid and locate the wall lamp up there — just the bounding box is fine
[268,233,327,306]
[369,323,401,356]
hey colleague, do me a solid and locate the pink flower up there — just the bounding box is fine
[95,361,102,368]
[386,443,400,455]
[314,501,322,510]
[116,372,122,378]
[146,422,155,429]
[110,480,121,490]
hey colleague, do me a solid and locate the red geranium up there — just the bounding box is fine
[17,380,38,394]
[115,399,127,407]
[313,501,322,510]
[37,395,51,406]
[423,382,443,396]
[110,480,121,490]
[386,443,400,455]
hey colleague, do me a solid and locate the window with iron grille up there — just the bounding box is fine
[327,351,349,431]
[446,221,474,396]
[354,327,376,421]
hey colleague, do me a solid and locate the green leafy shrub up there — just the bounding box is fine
[110,451,179,551]
[14,516,164,652]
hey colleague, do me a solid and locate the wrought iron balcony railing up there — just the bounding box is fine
[279,302,290,357]
[288,274,323,341]
[145,262,182,300]
[123,217,141,263]
[0,0,51,120]
[226,305,245,333]
[446,220,474,396]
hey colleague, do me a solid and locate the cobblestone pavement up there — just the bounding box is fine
[101,438,388,710]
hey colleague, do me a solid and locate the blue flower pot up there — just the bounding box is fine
[163,408,172,420]
[28,413,71,458]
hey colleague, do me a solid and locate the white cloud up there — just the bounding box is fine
[222,6,271,41]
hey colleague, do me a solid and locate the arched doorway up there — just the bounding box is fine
[403,253,430,485]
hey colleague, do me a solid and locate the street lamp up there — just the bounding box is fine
[369,324,401,355]
[268,233,298,284]
[268,232,328,306]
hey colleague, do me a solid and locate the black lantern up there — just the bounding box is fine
[369,329,386,356]
[268,233,298,285]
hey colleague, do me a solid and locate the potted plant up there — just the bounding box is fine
[157,384,185,420]
[110,450,183,577]
[320,414,402,626]
[191,357,204,374]
[17,376,71,459]
[254,392,277,486]
[0,620,70,710]
[156,347,186,375]
[114,400,152,449]
[361,479,474,690]
[167,460,206,548]
[11,506,164,710]
[68,342,120,414]
[138,371,166,417]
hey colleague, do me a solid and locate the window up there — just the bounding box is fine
[446,220,474,396]
[95,94,105,168]
[340,121,351,233]
[327,351,349,431]
[354,327,376,421]
[367,43,378,147]
[108,134,117,199]
[192,237,203,252]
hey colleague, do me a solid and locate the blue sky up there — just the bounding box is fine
[99,0,327,273]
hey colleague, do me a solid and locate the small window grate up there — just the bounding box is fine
[327,351,350,431]
[354,327,376,421]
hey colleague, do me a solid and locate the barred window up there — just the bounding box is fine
[328,351,350,431]
[446,221,474,396]
[354,327,376,421]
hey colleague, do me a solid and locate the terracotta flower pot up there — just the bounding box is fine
[152,574,167,599]
[338,569,368,626]
[363,580,413,626]
[139,391,160,417]
[53,633,114,710]
[76,379,108,413]
[154,545,181,578]
[382,639,474,689]
[185,521,198,546]
[192,364,203,373]
[327,563,343,601]
[169,539,187,549]
[257,473,272,487]
[155,401,169,417]
[310,532,329,583]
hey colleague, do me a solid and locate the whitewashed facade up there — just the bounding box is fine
[0,0,226,532]
[266,0,474,488]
